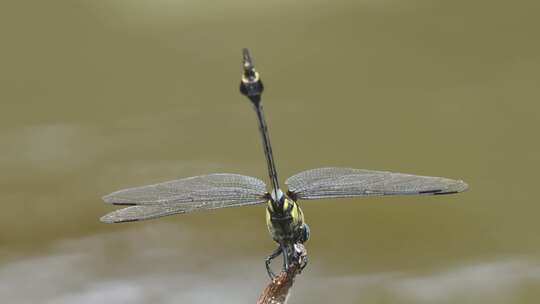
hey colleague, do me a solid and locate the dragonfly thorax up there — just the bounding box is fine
[266,189,308,244]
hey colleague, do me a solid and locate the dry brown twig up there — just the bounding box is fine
[256,244,308,304]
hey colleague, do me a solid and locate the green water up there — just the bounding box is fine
[1,0,540,303]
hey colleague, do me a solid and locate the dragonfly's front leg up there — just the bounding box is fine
[300,250,308,271]
[293,243,308,272]
[265,246,282,279]
[281,243,290,272]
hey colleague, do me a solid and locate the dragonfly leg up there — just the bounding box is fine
[292,243,308,273]
[265,246,282,279]
[300,252,308,271]
[281,243,290,272]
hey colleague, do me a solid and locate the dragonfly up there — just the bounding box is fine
[100,49,468,279]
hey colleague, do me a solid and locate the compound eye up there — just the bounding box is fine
[299,223,310,243]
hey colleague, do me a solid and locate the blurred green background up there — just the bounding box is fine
[1,0,539,303]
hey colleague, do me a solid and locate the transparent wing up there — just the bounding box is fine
[100,206,187,223]
[101,173,268,223]
[286,167,468,200]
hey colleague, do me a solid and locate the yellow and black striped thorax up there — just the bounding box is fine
[265,196,305,243]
